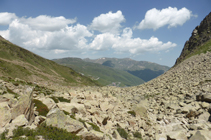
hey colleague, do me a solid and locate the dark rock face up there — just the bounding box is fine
[175,12,211,65]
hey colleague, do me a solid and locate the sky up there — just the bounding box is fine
[0,0,210,67]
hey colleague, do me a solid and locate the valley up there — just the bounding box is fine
[0,10,210,140]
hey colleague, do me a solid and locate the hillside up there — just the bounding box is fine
[0,12,211,140]
[0,36,98,87]
[175,12,211,65]
[53,57,145,87]
[84,57,169,82]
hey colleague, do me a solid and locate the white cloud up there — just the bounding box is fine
[5,19,92,52]
[0,12,17,25]
[89,27,176,53]
[0,12,176,58]
[90,10,125,34]
[20,15,76,31]
[135,7,196,30]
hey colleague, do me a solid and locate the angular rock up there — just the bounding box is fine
[166,131,187,140]
[12,114,28,126]
[189,131,207,140]
[0,102,11,127]
[46,108,84,133]
[82,130,104,140]
[202,93,211,103]
[11,88,35,124]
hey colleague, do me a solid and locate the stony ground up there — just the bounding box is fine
[0,52,211,140]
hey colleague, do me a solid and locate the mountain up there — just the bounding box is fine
[53,57,145,87]
[84,57,169,82]
[175,12,211,65]
[0,36,98,86]
[1,12,211,140]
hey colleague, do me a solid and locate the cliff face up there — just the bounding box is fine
[175,12,211,65]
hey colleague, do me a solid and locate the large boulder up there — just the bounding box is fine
[11,114,28,127]
[81,130,104,140]
[189,130,211,140]
[11,87,34,124]
[0,102,11,127]
[202,93,211,103]
[46,108,84,133]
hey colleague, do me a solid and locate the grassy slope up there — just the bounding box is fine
[0,37,98,86]
[53,58,145,87]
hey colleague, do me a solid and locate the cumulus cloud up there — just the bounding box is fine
[89,28,176,53]
[0,12,176,57]
[4,19,92,52]
[135,7,196,30]
[90,10,125,34]
[0,13,91,53]
[0,12,17,25]
[20,15,76,31]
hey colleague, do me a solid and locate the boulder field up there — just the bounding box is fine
[0,51,211,140]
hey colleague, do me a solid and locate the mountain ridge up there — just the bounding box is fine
[0,36,98,87]
[175,12,211,65]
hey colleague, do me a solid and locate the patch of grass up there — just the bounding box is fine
[63,110,70,115]
[117,127,128,139]
[50,96,59,103]
[57,97,69,103]
[9,123,81,140]
[33,85,54,96]
[133,131,143,140]
[0,130,8,140]
[70,114,76,120]
[33,99,49,117]
[127,110,136,117]
[5,86,19,99]
[79,118,102,132]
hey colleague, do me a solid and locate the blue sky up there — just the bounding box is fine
[0,0,210,67]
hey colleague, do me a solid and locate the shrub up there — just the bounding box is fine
[79,118,102,132]
[50,96,59,103]
[33,99,49,116]
[133,131,143,139]
[57,97,69,103]
[117,127,128,139]
[127,110,136,117]
[10,124,81,140]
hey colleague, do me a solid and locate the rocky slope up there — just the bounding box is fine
[0,51,211,140]
[175,12,211,65]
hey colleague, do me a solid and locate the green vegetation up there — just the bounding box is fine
[33,85,54,96]
[79,118,102,132]
[57,97,70,103]
[50,96,69,103]
[53,58,145,87]
[133,131,143,140]
[117,127,128,139]
[127,110,136,117]
[0,124,81,140]
[0,37,98,87]
[5,86,19,99]
[33,99,49,116]
[50,96,59,103]
[62,110,70,115]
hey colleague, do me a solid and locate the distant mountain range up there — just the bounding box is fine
[53,57,169,86]
[53,58,145,87]
[84,57,169,82]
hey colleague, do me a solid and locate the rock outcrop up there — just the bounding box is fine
[175,12,211,65]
